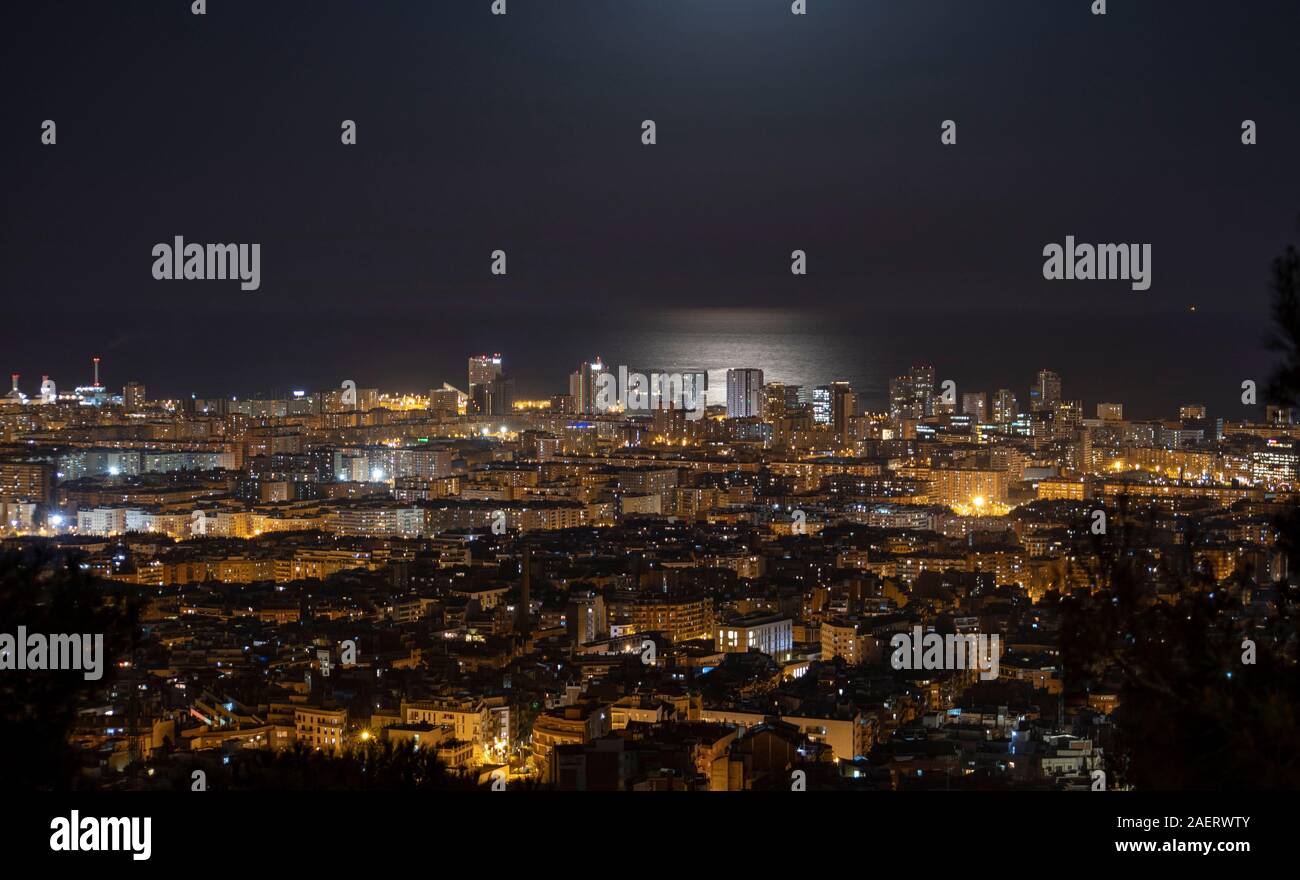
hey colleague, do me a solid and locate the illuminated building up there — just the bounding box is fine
[1158,422,1203,448]
[569,358,605,415]
[1250,440,1298,487]
[294,706,348,755]
[1124,445,1216,477]
[1030,369,1061,412]
[821,617,874,663]
[468,353,503,390]
[617,467,678,495]
[1266,405,1295,426]
[813,385,832,424]
[567,591,608,645]
[123,381,148,411]
[961,391,987,421]
[889,365,934,422]
[76,506,128,536]
[429,385,464,417]
[992,388,1018,423]
[467,354,512,416]
[716,613,792,658]
[71,356,111,406]
[699,707,871,763]
[385,722,453,751]
[472,375,515,416]
[761,382,801,423]
[1036,478,1088,500]
[191,508,254,538]
[277,549,376,582]
[421,499,585,533]
[725,368,764,418]
[401,698,493,762]
[0,460,53,503]
[327,504,426,537]
[532,702,612,780]
[1101,479,1262,508]
[1053,400,1084,438]
[2,374,26,405]
[930,466,1010,507]
[969,546,1027,586]
[629,596,714,643]
[562,422,599,454]
[620,493,661,515]
[1097,402,1123,421]
[829,381,855,443]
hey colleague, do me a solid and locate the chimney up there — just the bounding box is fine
[93,357,100,386]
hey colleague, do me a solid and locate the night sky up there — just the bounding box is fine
[3,0,1299,411]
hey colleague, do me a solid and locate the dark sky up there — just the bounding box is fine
[3,0,1299,406]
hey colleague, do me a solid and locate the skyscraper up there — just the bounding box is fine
[813,385,832,425]
[1031,370,1062,412]
[569,358,604,415]
[889,365,935,422]
[762,383,800,422]
[726,368,764,418]
[826,380,855,444]
[123,381,147,412]
[468,354,504,414]
[993,389,1018,423]
[468,354,503,389]
[429,385,463,417]
[566,590,607,645]
[473,376,516,416]
[961,391,987,421]
[811,382,852,439]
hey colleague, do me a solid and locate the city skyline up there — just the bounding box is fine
[5,1,1298,414]
[5,324,1297,793]
[3,0,1298,857]
[2,344,1276,425]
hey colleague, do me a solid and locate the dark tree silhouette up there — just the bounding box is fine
[227,739,480,791]
[1266,223,1300,410]
[1059,227,1300,790]
[0,547,139,790]
[1267,223,1300,566]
